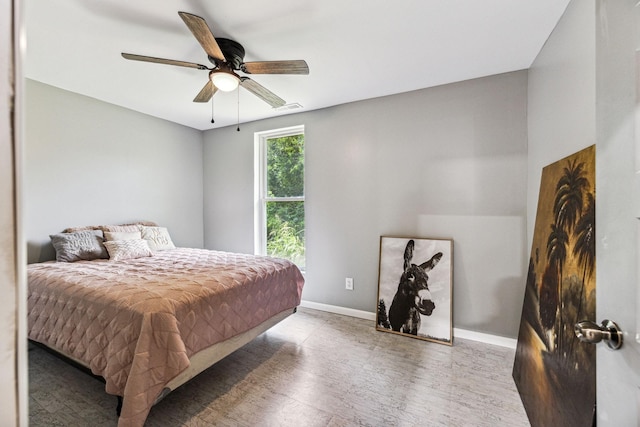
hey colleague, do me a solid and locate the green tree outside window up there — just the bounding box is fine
[265,134,305,269]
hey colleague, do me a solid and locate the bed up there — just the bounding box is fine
[27,224,305,427]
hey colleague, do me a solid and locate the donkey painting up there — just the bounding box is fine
[378,239,443,336]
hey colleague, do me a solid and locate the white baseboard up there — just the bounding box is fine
[299,300,517,349]
[300,300,376,321]
[453,328,517,349]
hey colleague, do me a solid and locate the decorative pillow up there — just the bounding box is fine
[104,239,153,261]
[63,222,157,234]
[104,231,142,241]
[140,226,176,251]
[62,225,102,233]
[101,224,141,233]
[123,220,158,227]
[50,230,108,262]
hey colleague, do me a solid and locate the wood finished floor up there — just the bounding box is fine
[29,307,530,426]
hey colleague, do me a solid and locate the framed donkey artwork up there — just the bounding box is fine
[376,236,453,345]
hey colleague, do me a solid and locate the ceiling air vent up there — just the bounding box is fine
[275,103,303,112]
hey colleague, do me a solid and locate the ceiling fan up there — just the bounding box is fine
[121,11,309,108]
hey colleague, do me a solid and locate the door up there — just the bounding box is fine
[592,1,640,425]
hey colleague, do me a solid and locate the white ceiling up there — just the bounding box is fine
[25,0,570,131]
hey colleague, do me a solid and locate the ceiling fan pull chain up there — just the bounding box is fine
[211,97,215,123]
[236,86,240,132]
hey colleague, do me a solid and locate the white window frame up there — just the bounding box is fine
[254,125,305,257]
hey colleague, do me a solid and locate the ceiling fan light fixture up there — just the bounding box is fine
[211,71,239,92]
[123,12,309,112]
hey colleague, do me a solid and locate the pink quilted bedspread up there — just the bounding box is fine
[27,248,304,426]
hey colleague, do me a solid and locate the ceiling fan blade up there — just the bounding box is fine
[193,81,217,103]
[122,53,210,70]
[178,11,226,63]
[240,77,286,108]
[242,60,309,75]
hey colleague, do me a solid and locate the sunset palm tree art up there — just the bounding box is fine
[540,158,591,356]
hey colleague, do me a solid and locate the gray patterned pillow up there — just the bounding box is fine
[50,230,108,262]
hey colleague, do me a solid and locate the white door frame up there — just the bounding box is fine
[2,0,28,425]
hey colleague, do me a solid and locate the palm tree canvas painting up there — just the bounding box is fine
[513,145,596,427]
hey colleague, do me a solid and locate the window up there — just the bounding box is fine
[255,125,305,269]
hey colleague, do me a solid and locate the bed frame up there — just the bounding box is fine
[32,307,297,416]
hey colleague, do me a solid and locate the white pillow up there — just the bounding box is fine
[104,231,142,241]
[104,239,153,261]
[140,226,176,251]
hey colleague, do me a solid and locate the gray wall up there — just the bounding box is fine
[24,80,205,263]
[24,70,530,338]
[527,1,596,247]
[204,71,529,338]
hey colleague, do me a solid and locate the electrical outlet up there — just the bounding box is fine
[345,277,354,290]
